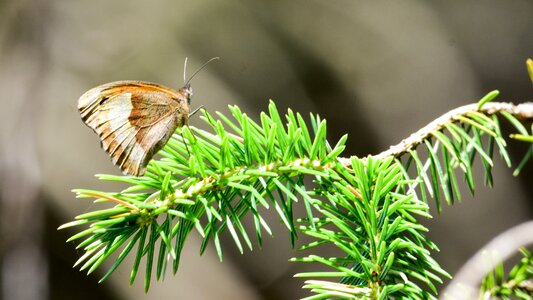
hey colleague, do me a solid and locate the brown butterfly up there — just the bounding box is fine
[78,57,218,176]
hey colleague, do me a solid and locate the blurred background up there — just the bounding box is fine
[0,0,532,299]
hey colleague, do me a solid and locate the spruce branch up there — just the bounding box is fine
[480,248,533,299]
[62,89,533,298]
[336,92,533,168]
[444,221,533,298]
[293,157,449,299]
[340,92,533,211]
[62,101,348,291]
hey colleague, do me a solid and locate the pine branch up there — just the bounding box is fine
[61,92,533,298]
[61,101,348,291]
[444,221,533,298]
[335,93,533,211]
[480,248,533,299]
[293,157,449,299]
[339,95,533,164]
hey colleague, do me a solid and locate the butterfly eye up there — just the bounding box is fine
[187,90,193,104]
[181,84,193,102]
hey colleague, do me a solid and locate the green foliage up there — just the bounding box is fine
[480,248,533,299]
[62,93,533,298]
[293,157,449,299]
[399,94,512,211]
[62,101,346,292]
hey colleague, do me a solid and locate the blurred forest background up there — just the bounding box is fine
[0,1,532,299]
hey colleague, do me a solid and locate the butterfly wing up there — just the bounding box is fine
[78,81,189,176]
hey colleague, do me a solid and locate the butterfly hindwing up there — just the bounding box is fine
[78,81,190,176]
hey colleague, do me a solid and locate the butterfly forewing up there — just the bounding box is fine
[78,80,191,176]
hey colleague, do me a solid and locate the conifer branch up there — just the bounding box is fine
[62,69,533,298]
[337,96,533,166]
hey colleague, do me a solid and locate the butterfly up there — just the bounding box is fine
[78,57,218,176]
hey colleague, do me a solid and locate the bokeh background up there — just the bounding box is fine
[0,1,532,299]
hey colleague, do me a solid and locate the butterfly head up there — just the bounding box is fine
[181,57,218,105]
[179,83,193,104]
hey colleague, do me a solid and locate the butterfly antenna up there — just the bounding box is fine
[185,57,219,86]
[183,57,189,84]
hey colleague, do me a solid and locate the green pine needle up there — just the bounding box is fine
[62,96,532,298]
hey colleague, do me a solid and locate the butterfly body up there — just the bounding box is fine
[78,80,192,176]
